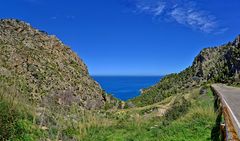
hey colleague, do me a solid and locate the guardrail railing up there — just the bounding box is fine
[211,84,240,141]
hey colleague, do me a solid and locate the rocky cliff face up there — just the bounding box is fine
[130,35,240,106]
[192,35,240,83]
[0,19,106,110]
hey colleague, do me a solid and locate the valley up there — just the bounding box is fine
[0,19,240,141]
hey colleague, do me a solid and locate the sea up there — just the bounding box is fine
[92,76,163,101]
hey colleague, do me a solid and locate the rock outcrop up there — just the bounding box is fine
[130,35,240,106]
[0,19,106,110]
[192,36,240,83]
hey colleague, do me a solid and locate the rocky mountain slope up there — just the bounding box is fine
[0,19,223,140]
[130,35,240,106]
[0,19,107,110]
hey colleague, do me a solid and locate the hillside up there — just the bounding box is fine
[0,19,123,140]
[0,19,220,141]
[130,35,240,106]
[0,19,110,110]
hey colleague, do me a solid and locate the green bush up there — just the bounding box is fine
[0,99,45,141]
[165,97,191,122]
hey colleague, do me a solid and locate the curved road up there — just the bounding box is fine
[212,84,240,139]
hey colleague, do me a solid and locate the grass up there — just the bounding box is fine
[0,88,46,141]
[82,87,216,141]
[0,83,216,141]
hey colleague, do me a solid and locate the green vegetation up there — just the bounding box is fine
[0,19,108,111]
[0,85,110,140]
[129,67,195,107]
[0,89,46,140]
[130,41,240,107]
[1,19,239,140]
[0,84,216,141]
[82,87,216,141]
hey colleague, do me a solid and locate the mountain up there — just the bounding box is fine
[0,19,228,140]
[0,19,109,110]
[130,35,240,106]
[0,19,124,140]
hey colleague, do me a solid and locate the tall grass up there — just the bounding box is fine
[0,77,116,140]
[0,78,216,141]
[82,87,216,141]
[0,83,46,140]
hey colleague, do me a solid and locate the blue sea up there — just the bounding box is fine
[93,76,162,101]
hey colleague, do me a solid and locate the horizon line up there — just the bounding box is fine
[91,74,165,77]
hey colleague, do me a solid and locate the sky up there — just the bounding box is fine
[0,0,240,76]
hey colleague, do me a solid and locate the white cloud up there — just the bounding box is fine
[131,0,227,33]
[214,27,229,35]
[136,1,166,16]
[153,2,165,16]
[170,7,217,33]
[137,5,150,11]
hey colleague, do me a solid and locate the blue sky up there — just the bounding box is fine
[1,0,240,75]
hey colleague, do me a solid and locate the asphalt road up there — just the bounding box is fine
[212,84,240,136]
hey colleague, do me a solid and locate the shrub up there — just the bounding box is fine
[165,97,191,122]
